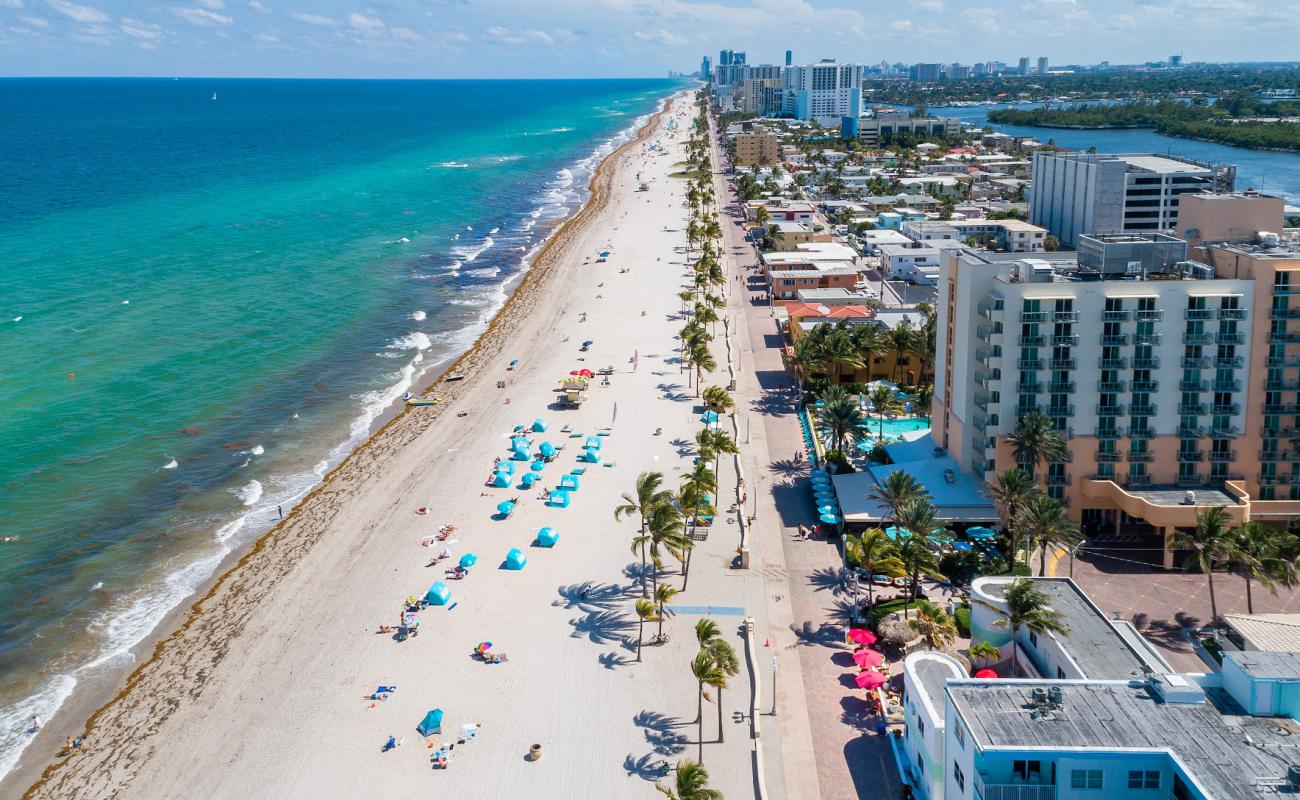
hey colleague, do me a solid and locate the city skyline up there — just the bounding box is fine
[0,0,1297,78]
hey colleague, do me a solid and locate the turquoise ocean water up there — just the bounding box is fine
[0,77,678,777]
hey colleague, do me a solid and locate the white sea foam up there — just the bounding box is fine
[234,479,263,507]
[91,581,103,591]
[411,311,427,322]
[464,267,500,278]
[0,674,76,781]
[387,331,432,351]
[489,227,500,235]
[163,458,178,470]
[451,236,495,263]
[250,445,265,456]
[439,161,470,168]
[12,316,20,322]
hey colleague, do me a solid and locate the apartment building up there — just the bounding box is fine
[902,219,1050,252]
[857,112,961,146]
[733,131,779,166]
[933,233,1300,566]
[903,576,1300,800]
[782,60,862,126]
[738,78,783,115]
[1029,152,1236,247]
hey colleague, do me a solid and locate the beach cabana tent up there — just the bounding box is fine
[584,436,601,451]
[537,527,559,547]
[559,474,579,492]
[531,460,545,473]
[532,418,547,433]
[496,501,515,518]
[582,448,601,464]
[521,472,540,488]
[417,709,444,736]
[492,471,511,488]
[699,410,719,426]
[459,553,478,569]
[425,582,452,606]
[539,442,557,459]
[505,547,527,570]
[548,489,571,508]
[496,460,515,474]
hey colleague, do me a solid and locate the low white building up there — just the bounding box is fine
[902,651,968,800]
[879,241,968,284]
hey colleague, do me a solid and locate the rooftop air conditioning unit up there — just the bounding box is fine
[1048,686,1064,706]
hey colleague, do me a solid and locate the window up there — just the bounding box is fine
[954,720,965,749]
[918,718,925,736]
[1128,770,1160,789]
[1071,769,1103,789]
[1029,631,1038,648]
[954,763,965,792]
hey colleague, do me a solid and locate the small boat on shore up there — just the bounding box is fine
[445,373,466,382]
[406,397,440,407]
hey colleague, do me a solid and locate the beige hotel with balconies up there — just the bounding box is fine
[932,199,1300,567]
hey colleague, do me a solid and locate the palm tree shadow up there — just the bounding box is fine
[555,582,636,613]
[624,752,671,782]
[599,651,633,669]
[789,619,845,649]
[633,709,689,755]
[569,609,635,646]
[808,566,846,595]
[769,457,809,478]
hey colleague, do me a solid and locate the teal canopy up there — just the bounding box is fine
[459,553,478,568]
[425,581,451,605]
[417,709,443,736]
[505,547,527,570]
[537,526,560,547]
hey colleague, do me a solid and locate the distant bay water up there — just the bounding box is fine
[0,77,679,779]
[928,102,1300,202]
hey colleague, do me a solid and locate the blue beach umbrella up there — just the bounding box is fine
[819,512,841,526]
[417,709,444,736]
[532,418,547,433]
[531,460,546,472]
[425,582,452,606]
[496,501,515,517]
[953,541,974,552]
[537,527,560,547]
[521,472,539,488]
[459,553,478,569]
[967,526,997,540]
[496,460,514,474]
[505,547,527,570]
[539,442,557,458]
[492,472,510,488]
[548,489,571,508]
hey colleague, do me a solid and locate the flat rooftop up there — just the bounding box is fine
[1121,154,1215,174]
[949,681,1300,799]
[1126,486,1238,507]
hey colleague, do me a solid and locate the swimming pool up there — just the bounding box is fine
[859,416,931,444]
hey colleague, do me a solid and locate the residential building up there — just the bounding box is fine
[1029,151,1236,247]
[783,60,863,126]
[700,56,711,81]
[785,49,792,66]
[768,269,861,301]
[1036,55,1048,74]
[902,219,1050,252]
[1221,613,1300,653]
[880,242,968,284]
[1176,191,1286,244]
[733,131,779,166]
[903,575,1300,800]
[737,79,783,115]
[857,112,961,146]
[768,221,832,251]
[933,235,1300,568]
[1017,56,1030,75]
[911,63,942,81]
[745,199,817,223]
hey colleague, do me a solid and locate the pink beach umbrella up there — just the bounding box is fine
[853,649,884,669]
[855,671,887,690]
[974,668,999,679]
[847,628,877,645]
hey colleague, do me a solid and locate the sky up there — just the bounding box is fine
[0,0,1298,79]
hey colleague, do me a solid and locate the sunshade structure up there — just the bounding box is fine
[496,460,514,475]
[521,472,540,488]
[496,501,515,519]
[559,474,580,492]
[967,526,997,540]
[854,649,884,669]
[505,547,527,570]
[819,512,841,526]
[855,671,887,690]
[699,410,719,426]
[847,628,877,645]
[582,448,601,464]
[532,418,547,432]
[539,442,557,459]
[417,709,444,736]
[571,368,594,378]
[491,471,511,488]
[584,436,601,451]
[548,489,571,508]
[425,581,452,606]
[459,553,478,569]
[975,668,998,679]
[531,460,545,472]
[952,540,974,552]
[537,526,559,547]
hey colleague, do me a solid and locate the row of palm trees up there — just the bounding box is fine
[616,467,720,612]
[791,307,938,391]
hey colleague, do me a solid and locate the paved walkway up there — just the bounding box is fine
[709,122,902,800]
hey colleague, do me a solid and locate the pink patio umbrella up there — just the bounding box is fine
[974,668,999,679]
[855,671,887,690]
[847,628,877,645]
[853,649,884,669]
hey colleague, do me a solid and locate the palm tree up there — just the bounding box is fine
[678,478,716,591]
[791,335,830,382]
[707,639,739,743]
[886,322,914,384]
[1013,494,1081,576]
[968,640,1000,670]
[1170,507,1242,624]
[895,534,944,619]
[1232,522,1300,614]
[910,600,957,650]
[701,385,734,414]
[817,396,865,459]
[657,760,723,800]
[678,290,695,313]
[867,469,930,530]
[645,502,689,598]
[843,528,905,610]
[868,384,903,440]
[909,303,938,386]
[896,499,947,616]
[615,472,674,597]
[754,205,770,228]
[987,468,1040,569]
[981,578,1068,641]
[1003,411,1069,481]
[694,302,719,334]
[689,651,722,761]
[655,584,678,639]
[698,428,738,485]
[635,599,657,662]
[690,341,717,396]
[821,328,864,385]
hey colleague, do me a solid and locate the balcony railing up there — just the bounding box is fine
[1180,379,1208,392]
[1051,334,1080,347]
[1125,475,1155,488]
[1132,380,1159,393]
[1184,332,1216,345]
[1268,380,1300,391]
[1263,427,1300,438]
[1102,310,1131,322]
[976,778,1056,800]
[1100,334,1129,346]
[1271,332,1300,345]
[1179,403,1208,416]
[1179,425,1207,438]
[1212,379,1243,392]
[1045,473,1072,486]
[1177,474,1209,487]
[1211,404,1241,416]
[1261,450,1297,462]
[1135,309,1164,321]
[973,395,990,412]
[1129,426,1156,439]
[1096,405,1126,417]
[1265,404,1300,415]
[1053,311,1080,323]
[1130,404,1158,417]
[1185,308,1218,320]
[1096,452,1124,463]
[1097,381,1128,392]
[977,302,1002,319]
[1271,308,1300,320]
[1017,358,1043,370]
[1216,356,1245,369]
[1047,382,1076,394]
[1270,356,1300,368]
[1211,426,1242,439]
[1095,427,1125,439]
[1128,451,1156,463]
[1177,451,1205,462]
[1016,383,1044,394]
[1019,335,1046,347]
[1020,310,1050,323]
[1221,308,1247,321]
[1217,332,1246,345]
[1182,356,1211,369]
[1273,284,1300,295]
[1046,405,1074,418]
[1099,357,1129,370]
[1133,332,1164,345]
[1209,450,1237,463]
[1132,357,1161,369]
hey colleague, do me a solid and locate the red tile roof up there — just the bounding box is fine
[784,303,874,320]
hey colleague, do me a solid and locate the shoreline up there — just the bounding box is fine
[10,92,680,800]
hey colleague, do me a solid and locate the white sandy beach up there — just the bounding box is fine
[14,92,793,800]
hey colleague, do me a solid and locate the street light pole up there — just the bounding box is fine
[769,655,778,716]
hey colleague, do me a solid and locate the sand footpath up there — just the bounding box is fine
[17,92,781,800]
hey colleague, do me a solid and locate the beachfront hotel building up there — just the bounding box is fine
[1029,152,1236,247]
[932,230,1300,565]
[781,60,862,126]
[901,576,1300,800]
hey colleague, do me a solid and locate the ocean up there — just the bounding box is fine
[0,77,679,779]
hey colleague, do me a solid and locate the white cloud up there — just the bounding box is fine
[247,0,268,11]
[120,17,165,39]
[632,27,686,46]
[44,0,108,23]
[959,6,999,34]
[389,25,422,41]
[485,25,554,45]
[0,0,24,9]
[914,0,944,11]
[171,6,232,25]
[253,30,278,41]
[290,11,337,26]
[195,0,223,8]
[347,11,383,31]
[20,14,48,25]
[890,18,913,30]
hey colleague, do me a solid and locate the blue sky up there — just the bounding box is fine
[0,0,1296,78]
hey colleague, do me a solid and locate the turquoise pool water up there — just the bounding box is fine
[860,416,931,444]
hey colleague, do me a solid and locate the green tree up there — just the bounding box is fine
[1014,494,1081,576]
[817,396,866,460]
[868,468,930,530]
[1003,411,1069,480]
[844,528,905,609]
[657,760,723,800]
[706,638,739,744]
[655,583,679,639]
[910,600,958,650]
[1231,522,1300,614]
[643,502,689,598]
[980,578,1068,640]
[701,385,735,413]
[896,499,947,616]
[676,481,713,591]
[868,384,903,440]
[615,471,674,597]
[635,599,657,662]
[1170,507,1242,624]
[968,640,1000,669]
[689,340,717,396]
[690,652,723,761]
[987,468,1041,569]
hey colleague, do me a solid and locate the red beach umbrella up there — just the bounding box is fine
[855,671,887,690]
[847,628,876,645]
[974,668,998,679]
[853,649,883,669]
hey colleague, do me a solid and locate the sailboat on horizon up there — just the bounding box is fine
[211,91,217,101]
